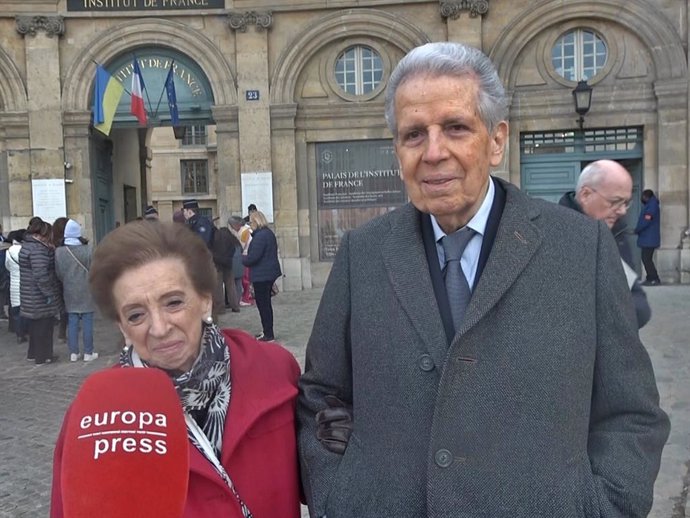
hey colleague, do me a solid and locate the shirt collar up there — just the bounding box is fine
[431,177,495,241]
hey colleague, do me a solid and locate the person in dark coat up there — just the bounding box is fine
[242,211,281,342]
[52,217,69,342]
[182,199,214,249]
[211,220,240,314]
[635,189,662,285]
[143,205,159,220]
[0,223,9,322]
[298,42,668,518]
[558,159,651,328]
[19,219,60,364]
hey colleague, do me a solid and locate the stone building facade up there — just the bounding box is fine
[0,0,688,288]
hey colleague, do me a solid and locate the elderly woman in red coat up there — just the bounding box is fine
[50,220,301,518]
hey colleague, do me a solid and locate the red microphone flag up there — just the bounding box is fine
[61,368,189,518]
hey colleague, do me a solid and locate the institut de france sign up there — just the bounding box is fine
[67,0,224,11]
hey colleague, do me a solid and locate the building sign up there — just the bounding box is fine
[113,57,205,98]
[241,172,274,223]
[67,0,224,12]
[316,140,407,260]
[245,90,260,101]
[317,140,405,209]
[31,179,66,223]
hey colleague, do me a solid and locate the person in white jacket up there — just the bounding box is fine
[4,229,27,343]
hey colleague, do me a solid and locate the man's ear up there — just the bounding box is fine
[489,121,509,167]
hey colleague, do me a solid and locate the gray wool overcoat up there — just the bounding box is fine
[298,180,669,518]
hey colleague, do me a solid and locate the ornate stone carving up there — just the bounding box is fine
[440,0,489,19]
[16,15,65,37]
[228,11,273,32]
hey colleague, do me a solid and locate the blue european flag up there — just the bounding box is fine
[164,65,179,125]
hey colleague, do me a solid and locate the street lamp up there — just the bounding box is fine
[572,80,593,130]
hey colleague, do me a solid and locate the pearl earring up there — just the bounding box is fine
[204,315,213,325]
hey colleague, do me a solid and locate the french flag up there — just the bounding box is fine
[131,59,147,125]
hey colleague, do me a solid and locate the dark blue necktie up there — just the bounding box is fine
[441,228,476,332]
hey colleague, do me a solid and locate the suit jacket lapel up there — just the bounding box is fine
[459,181,542,335]
[382,204,449,368]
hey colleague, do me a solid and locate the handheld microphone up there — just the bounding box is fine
[61,368,189,518]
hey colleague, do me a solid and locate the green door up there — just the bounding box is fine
[521,127,643,271]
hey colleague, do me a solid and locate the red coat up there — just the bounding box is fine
[51,328,302,518]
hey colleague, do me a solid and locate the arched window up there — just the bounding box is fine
[335,45,383,96]
[552,29,607,81]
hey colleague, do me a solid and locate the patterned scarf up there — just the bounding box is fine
[119,322,253,517]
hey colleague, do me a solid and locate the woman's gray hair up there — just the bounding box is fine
[384,42,508,137]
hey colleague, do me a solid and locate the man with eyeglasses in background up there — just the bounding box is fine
[560,159,651,328]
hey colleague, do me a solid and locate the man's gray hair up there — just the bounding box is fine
[384,42,508,137]
[228,215,244,226]
[576,162,607,193]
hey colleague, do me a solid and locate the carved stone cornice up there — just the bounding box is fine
[227,11,272,33]
[15,15,65,37]
[440,0,489,19]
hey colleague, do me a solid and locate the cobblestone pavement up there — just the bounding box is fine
[0,286,688,518]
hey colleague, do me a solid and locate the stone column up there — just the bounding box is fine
[0,113,31,230]
[271,103,304,290]
[62,111,94,235]
[439,0,489,48]
[16,16,66,189]
[654,77,688,283]
[212,105,240,217]
[228,11,273,176]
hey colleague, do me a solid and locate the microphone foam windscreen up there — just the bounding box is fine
[61,368,189,518]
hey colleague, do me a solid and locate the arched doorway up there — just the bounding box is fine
[90,48,215,240]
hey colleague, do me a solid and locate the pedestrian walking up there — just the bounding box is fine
[0,224,9,322]
[559,160,651,328]
[182,199,214,249]
[19,219,60,365]
[143,205,159,220]
[242,211,281,342]
[636,189,662,285]
[211,219,240,314]
[4,229,28,343]
[52,217,69,343]
[54,220,97,362]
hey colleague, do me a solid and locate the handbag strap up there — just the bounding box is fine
[66,246,89,273]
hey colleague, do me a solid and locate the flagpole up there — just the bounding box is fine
[153,60,174,119]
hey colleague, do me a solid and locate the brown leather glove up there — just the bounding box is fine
[315,395,353,455]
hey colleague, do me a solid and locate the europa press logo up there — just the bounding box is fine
[61,369,189,517]
[78,409,169,459]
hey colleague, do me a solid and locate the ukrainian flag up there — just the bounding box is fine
[93,65,124,136]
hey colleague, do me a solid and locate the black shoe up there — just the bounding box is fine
[231,309,240,313]
[258,335,275,342]
[642,279,661,286]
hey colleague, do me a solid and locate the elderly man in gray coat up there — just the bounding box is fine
[298,42,669,518]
